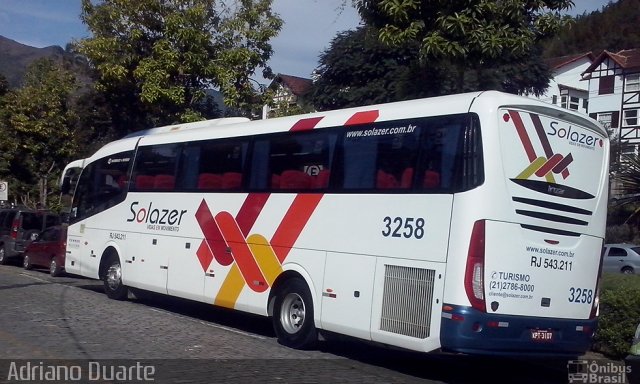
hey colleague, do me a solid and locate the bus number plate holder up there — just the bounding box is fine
[530,329,554,342]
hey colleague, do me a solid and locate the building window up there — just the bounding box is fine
[598,112,615,137]
[569,96,580,110]
[623,109,639,127]
[625,73,640,92]
[552,95,558,104]
[598,113,612,130]
[599,75,615,95]
[561,95,580,110]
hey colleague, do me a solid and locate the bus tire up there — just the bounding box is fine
[103,256,128,300]
[272,278,317,350]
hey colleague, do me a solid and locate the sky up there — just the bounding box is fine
[0,0,615,85]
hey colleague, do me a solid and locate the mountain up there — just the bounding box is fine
[0,35,74,88]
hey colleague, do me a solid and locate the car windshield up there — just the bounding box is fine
[41,227,60,242]
[21,213,43,231]
[631,247,640,255]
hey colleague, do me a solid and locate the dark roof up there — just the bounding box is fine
[270,74,313,96]
[583,48,640,75]
[557,83,589,93]
[545,52,594,70]
[613,48,640,68]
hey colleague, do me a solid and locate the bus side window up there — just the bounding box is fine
[252,131,336,192]
[341,125,420,191]
[342,137,376,189]
[418,114,481,192]
[131,144,180,192]
[188,139,248,191]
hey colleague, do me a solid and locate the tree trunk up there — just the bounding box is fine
[39,176,47,209]
[39,162,56,209]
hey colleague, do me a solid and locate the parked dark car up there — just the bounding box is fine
[0,207,61,265]
[22,225,67,276]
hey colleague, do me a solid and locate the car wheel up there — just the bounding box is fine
[23,255,33,270]
[272,278,317,350]
[50,258,62,277]
[0,247,7,265]
[103,256,128,300]
[622,267,634,274]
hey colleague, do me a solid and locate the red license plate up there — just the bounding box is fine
[531,329,554,342]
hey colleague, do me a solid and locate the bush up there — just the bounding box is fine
[606,224,635,244]
[593,273,640,358]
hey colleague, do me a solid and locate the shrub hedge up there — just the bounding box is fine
[593,273,640,358]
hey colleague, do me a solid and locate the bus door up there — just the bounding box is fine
[66,151,133,279]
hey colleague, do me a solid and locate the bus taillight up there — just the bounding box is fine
[590,242,605,319]
[465,220,486,312]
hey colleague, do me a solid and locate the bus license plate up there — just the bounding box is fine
[531,329,554,342]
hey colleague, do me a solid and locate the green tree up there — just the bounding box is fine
[351,0,573,92]
[310,24,552,110]
[0,73,8,97]
[309,26,419,110]
[77,0,282,134]
[544,0,640,58]
[0,73,11,179]
[606,151,640,227]
[0,58,80,208]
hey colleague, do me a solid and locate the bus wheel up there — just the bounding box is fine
[272,278,317,350]
[103,256,128,300]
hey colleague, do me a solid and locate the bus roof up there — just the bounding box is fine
[87,90,606,158]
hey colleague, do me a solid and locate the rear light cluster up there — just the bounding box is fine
[590,242,605,319]
[10,218,20,239]
[464,220,486,312]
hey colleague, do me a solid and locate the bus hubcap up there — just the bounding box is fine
[281,293,305,334]
[106,264,122,290]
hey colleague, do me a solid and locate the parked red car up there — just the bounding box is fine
[22,225,67,276]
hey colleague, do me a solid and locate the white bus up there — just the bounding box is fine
[65,91,608,355]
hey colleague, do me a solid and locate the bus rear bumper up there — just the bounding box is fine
[440,304,596,356]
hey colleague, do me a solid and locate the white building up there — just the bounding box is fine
[582,49,640,150]
[534,52,594,115]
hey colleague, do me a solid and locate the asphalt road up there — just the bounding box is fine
[0,264,579,383]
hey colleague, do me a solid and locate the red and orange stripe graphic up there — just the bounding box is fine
[195,194,322,307]
[194,108,379,308]
[508,110,572,183]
